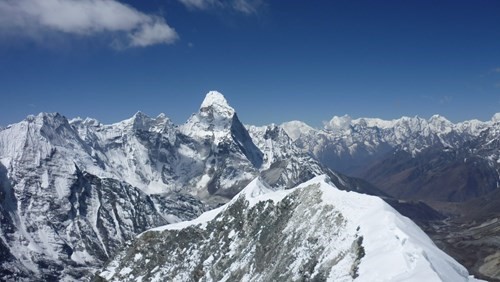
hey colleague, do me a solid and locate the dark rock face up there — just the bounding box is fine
[230,114,263,169]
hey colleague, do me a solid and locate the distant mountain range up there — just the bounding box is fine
[283,113,499,202]
[0,91,496,281]
[282,113,500,280]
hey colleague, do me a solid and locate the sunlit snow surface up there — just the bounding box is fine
[99,176,482,282]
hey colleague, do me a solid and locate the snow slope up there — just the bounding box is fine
[97,175,481,282]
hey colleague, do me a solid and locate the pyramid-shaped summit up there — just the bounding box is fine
[182,90,263,166]
[201,91,231,108]
[199,91,235,118]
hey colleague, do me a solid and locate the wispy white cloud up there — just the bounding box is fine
[178,0,220,10]
[232,0,261,14]
[128,19,178,47]
[177,0,264,14]
[0,0,178,48]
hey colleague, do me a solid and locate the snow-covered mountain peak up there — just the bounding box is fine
[28,112,67,126]
[428,114,453,133]
[201,90,230,107]
[492,112,500,123]
[9,112,82,148]
[181,91,238,143]
[324,114,352,131]
[199,90,234,118]
[281,120,315,141]
[110,111,173,134]
[429,114,450,123]
[129,111,150,130]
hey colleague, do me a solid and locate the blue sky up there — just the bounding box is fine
[1,0,499,128]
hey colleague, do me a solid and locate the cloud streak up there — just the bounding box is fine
[0,0,178,48]
[178,0,264,14]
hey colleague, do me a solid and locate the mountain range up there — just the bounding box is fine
[283,113,499,200]
[282,113,500,280]
[0,91,497,281]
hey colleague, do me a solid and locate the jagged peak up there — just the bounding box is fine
[118,111,175,133]
[397,115,424,123]
[28,112,61,121]
[427,115,453,133]
[111,111,153,132]
[199,91,235,118]
[200,91,230,108]
[281,120,316,140]
[21,112,70,129]
[181,91,237,140]
[260,124,290,142]
[428,114,452,125]
[132,111,148,119]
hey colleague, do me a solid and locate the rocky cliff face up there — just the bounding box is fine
[0,113,187,280]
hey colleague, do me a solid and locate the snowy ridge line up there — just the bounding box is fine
[98,175,482,281]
